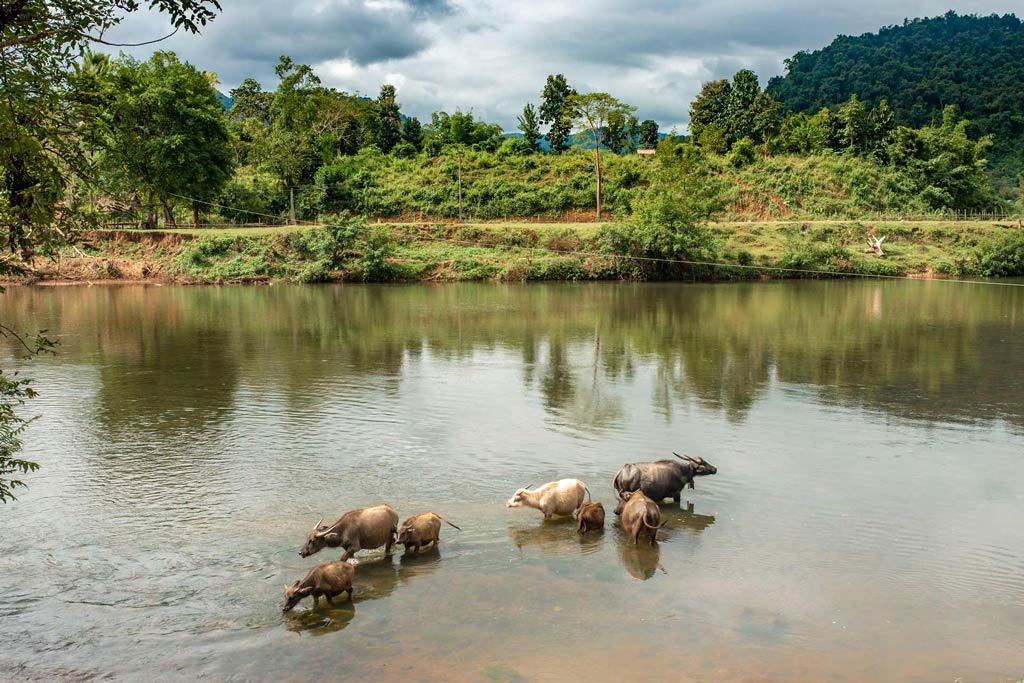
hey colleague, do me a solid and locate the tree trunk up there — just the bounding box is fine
[193,201,201,228]
[146,192,157,230]
[593,131,602,221]
[162,200,176,227]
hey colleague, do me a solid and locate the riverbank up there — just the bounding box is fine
[9,219,1024,284]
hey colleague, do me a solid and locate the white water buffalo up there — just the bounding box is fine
[299,504,399,561]
[612,453,717,511]
[282,560,355,612]
[506,479,590,520]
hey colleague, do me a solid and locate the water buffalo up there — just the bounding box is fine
[282,560,355,612]
[299,504,399,561]
[618,490,665,545]
[612,453,717,508]
[575,502,605,533]
[506,479,590,520]
[397,512,461,552]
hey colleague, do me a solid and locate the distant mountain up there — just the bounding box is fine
[766,11,1024,183]
[216,90,233,110]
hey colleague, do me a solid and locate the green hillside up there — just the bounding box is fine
[766,12,1024,188]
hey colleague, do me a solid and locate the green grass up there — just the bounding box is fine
[43,218,1024,284]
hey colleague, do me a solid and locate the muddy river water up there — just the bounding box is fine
[0,281,1022,682]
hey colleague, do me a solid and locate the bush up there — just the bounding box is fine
[974,231,1024,276]
[727,138,757,168]
[356,225,397,281]
[598,189,720,279]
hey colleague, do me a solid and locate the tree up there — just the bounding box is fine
[373,84,402,153]
[1,0,221,501]
[639,119,659,149]
[726,69,761,142]
[424,110,504,152]
[517,103,541,153]
[97,52,234,227]
[837,94,871,155]
[886,105,996,209]
[229,78,271,124]
[539,74,574,154]
[689,79,731,145]
[750,91,782,157]
[602,111,638,154]
[566,92,636,219]
[402,116,424,151]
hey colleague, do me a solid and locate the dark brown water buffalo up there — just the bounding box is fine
[299,504,399,561]
[282,561,355,612]
[612,453,717,509]
[397,512,461,552]
[575,502,605,533]
[618,490,665,545]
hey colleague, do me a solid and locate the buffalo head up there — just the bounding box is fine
[298,518,341,558]
[675,452,717,476]
[505,484,534,508]
[281,580,311,612]
[613,490,637,516]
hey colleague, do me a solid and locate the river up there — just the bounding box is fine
[1,281,1022,682]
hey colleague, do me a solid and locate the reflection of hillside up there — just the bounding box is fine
[2,280,1021,429]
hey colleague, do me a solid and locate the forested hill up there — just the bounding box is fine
[766,12,1024,183]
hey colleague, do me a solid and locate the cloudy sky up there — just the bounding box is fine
[106,0,1021,131]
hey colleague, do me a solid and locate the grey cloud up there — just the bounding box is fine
[102,0,1024,131]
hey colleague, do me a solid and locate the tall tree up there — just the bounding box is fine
[638,119,659,149]
[566,92,636,219]
[517,103,541,152]
[603,111,639,154]
[1,0,221,502]
[726,69,761,142]
[374,84,402,153]
[539,74,574,154]
[98,52,234,227]
[751,91,782,156]
[229,78,271,124]
[402,116,424,151]
[837,94,871,155]
[689,79,731,146]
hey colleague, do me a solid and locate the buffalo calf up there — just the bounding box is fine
[282,561,354,612]
[575,502,605,533]
[397,512,461,552]
[619,490,665,545]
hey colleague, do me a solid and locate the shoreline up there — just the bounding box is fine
[4,219,1022,285]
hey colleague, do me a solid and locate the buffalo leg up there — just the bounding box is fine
[385,532,394,555]
[313,595,320,607]
[341,547,356,562]
[673,492,681,504]
[325,594,334,605]
[346,588,353,601]
[689,480,695,489]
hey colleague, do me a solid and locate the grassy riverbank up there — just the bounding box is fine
[15,219,1024,284]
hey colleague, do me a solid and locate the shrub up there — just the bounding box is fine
[973,231,1024,276]
[727,138,757,168]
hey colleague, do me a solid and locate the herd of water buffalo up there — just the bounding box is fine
[282,452,718,612]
